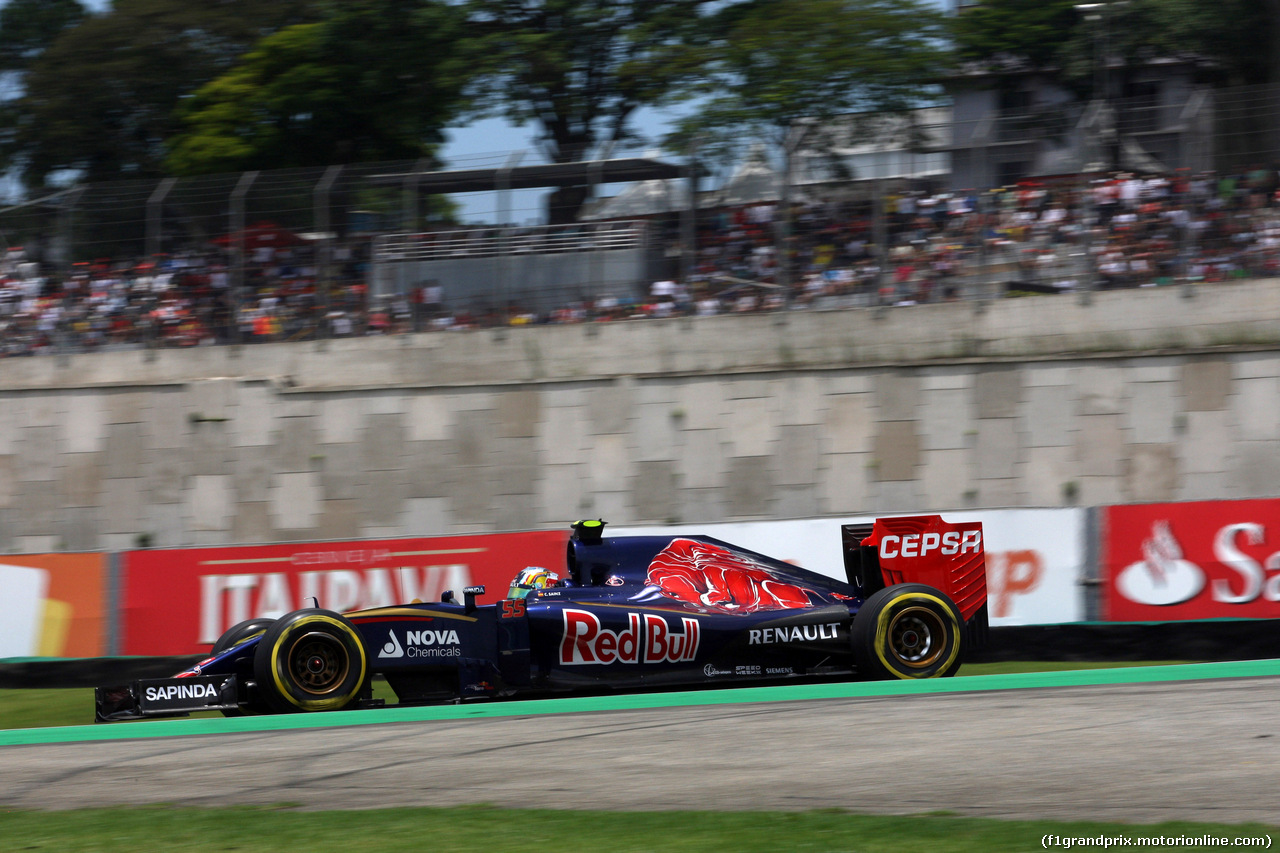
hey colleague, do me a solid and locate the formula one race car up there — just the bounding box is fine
[96,515,987,721]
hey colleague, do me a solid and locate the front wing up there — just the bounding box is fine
[95,674,242,722]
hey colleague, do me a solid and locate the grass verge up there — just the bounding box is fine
[0,805,1273,852]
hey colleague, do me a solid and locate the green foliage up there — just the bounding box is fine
[463,0,716,163]
[166,1,470,175]
[0,0,85,73]
[460,0,721,222]
[1,0,319,189]
[668,0,947,165]
[1155,0,1277,86]
[1,0,1273,200]
[949,0,1078,72]
[951,0,1278,93]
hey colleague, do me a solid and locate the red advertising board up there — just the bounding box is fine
[1103,499,1280,621]
[122,531,567,655]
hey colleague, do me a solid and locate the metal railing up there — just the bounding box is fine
[0,81,1275,353]
[373,220,648,262]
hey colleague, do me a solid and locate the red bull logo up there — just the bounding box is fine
[559,609,700,665]
[643,538,852,615]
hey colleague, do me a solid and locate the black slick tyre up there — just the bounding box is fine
[212,617,276,655]
[252,609,369,714]
[213,617,276,716]
[852,583,963,680]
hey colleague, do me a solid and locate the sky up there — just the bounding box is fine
[437,107,691,224]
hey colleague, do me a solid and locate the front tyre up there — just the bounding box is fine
[213,616,276,717]
[212,617,276,655]
[252,609,369,714]
[852,583,963,680]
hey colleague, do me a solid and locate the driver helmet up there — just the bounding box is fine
[508,566,559,600]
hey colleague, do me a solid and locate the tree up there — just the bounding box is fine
[463,0,717,222]
[671,0,947,151]
[166,1,470,174]
[0,0,87,193]
[950,0,1280,171]
[1157,0,1277,88]
[0,0,86,73]
[951,0,1277,94]
[949,0,1078,78]
[666,0,947,288]
[0,0,318,190]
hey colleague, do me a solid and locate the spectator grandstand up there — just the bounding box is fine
[1,167,1277,356]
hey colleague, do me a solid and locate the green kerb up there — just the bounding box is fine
[5,659,1277,747]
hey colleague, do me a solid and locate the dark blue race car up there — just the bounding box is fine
[96,515,988,721]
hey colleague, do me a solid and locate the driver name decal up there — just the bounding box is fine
[559,609,700,665]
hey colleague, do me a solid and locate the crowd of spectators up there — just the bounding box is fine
[672,166,1280,316]
[0,242,373,356]
[2,167,1279,355]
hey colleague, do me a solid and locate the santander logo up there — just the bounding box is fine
[1117,519,1280,606]
[1116,521,1205,606]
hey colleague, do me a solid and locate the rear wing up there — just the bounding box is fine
[843,515,988,644]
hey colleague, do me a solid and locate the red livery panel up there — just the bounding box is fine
[644,538,851,614]
[862,515,987,620]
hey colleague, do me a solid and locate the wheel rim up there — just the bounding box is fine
[285,631,350,695]
[886,605,946,669]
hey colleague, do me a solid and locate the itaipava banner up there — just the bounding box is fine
[122,531,567,655]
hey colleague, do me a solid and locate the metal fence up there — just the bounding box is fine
[371,221,660,315]
[0,82,1277,352]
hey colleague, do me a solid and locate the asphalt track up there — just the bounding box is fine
[2,662,1279,825]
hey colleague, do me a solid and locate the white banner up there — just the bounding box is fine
[0,563,49,658]
[613,509,1085,626]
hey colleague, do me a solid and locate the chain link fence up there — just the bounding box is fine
[0,83,1277,353]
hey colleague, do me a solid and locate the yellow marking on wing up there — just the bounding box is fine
[347,606,478,622]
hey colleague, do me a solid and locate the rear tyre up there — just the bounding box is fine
[252,609,369,714]
[852,583,963,680]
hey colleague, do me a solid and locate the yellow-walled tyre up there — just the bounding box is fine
[852,583,963,680]
[252,609,369,714]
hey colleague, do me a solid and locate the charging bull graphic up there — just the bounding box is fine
[634,538,853,615]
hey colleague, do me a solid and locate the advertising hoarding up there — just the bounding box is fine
[615,508,1085,626]
[0,554,107,659]
[1103,499,1280,621]
[121,531,567,655]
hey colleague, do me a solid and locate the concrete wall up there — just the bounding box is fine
[2,280,1278,551]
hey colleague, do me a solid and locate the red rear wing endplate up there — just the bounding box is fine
[862,515,987,620]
